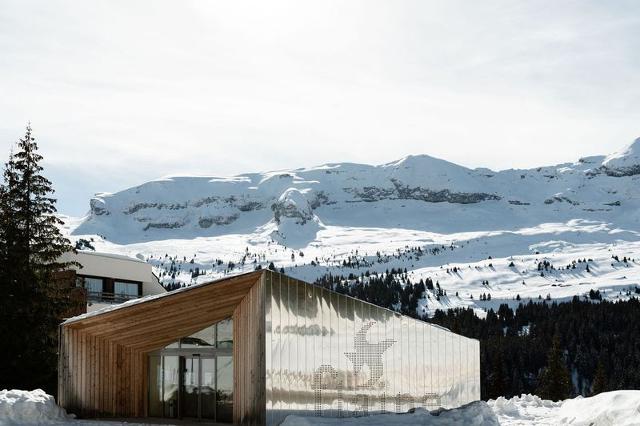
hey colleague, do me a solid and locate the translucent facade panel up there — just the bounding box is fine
[296,280,309,415]
[287,278,300,412]
[328,292,338,416]
[352,299,363,415]
[407,320,415,410]
[271,275,282,421]
[344,295,355,416]
[391,313,402,413]
[452,334,460,404]
[362,303,384,413]
[281,276,291,415]
[264,276,480,425]
[474,340,479,400]
[415,320,424,407]
[265,274,273,425]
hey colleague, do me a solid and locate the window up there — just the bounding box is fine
[181,324,215,348]
[114,281,139,298]
[216,319,233,349]
[77,276,103,294]
[164,318,233,349]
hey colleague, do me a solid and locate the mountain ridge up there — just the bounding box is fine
[73,138,640,245]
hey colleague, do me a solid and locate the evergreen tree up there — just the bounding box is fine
[536,335,572,401]
[0,124,78,394]
[591,359,607,395]
[487,348,508,397]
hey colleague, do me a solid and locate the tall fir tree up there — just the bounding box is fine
[536,334,572,401]
[0,124,78,394]
[591,359,607,396]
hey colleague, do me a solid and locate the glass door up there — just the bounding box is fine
[181,356,200,418]
[201,357,216,420]
[175,355,233,421]
[148,318,234,422]
[216,355,233,423]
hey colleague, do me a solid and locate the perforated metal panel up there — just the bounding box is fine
[264,274,480,425]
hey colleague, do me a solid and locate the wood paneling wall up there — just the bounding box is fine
[59,271,264,422]
[233,272,266,425]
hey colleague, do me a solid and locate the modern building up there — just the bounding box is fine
[59,251,166,312]
[58,270,480,425]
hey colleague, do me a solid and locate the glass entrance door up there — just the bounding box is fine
[201,358,216,420]
[148,319,234,422]
[216,355,233,423]
[166,355,233,421]
[181,356,200,418]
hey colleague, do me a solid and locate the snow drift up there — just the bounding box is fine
[281,401,499,426]
[281,391,640,426]
[488,391,640,426]
[0,389,73,424]
[1,390,639,425]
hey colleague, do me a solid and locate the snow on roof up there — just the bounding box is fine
[75,250,147,264]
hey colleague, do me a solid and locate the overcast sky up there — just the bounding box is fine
[1,0,639,215]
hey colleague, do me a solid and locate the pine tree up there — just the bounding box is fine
[0,124,78,394]
[487,348,508,398]
[591,359,607,395]
[536,335,572,401]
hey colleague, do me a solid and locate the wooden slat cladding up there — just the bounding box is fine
[59,271,264,421]
[233,272,266,425]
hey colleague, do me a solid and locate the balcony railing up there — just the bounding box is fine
[86,291,139,304]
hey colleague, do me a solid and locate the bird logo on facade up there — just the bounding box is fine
[345,321,396,388]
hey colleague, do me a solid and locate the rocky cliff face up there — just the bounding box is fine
[599,138,640,177]
[73,139,640,244]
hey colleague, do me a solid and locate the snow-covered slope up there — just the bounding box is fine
[67,138,640,316]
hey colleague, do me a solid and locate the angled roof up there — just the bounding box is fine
[63,270,263,353]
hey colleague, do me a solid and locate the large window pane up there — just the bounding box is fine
[182,357,199,418]
[216,319,233,348]
[201,358,216,419]
[114,281,138,297]
[181,324,215,348]
[78,276,103,293]
[163,356,179,418]
[217,355,234,422]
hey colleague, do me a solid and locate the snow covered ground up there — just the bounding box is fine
[63,220,640,318]
[0,390,157,425]
[3,390,639,425]
[282,391,640,425]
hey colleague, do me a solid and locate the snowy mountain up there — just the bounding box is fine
[75,137,640,245]
[67,137,640,316]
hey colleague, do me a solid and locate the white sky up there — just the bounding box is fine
[1,0,639,215]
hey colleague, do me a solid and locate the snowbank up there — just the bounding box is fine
[489,394,561,424]
[0,389,73,424]
[557,391,640,426]
[489,391,640,426]
[281,402,499,425]
[2,389,638,425]
[282,391,640,425]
